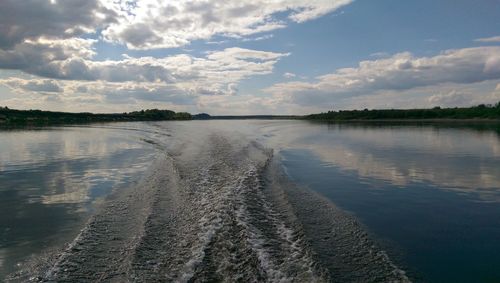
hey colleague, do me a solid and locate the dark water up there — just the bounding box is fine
[265,122,500,283]
[1,121,499,282]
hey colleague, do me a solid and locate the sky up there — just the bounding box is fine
[0,0,500,115]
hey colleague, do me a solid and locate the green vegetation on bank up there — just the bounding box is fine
[306,102,500,121]
[0,107,191,126]
[2,102,500,126]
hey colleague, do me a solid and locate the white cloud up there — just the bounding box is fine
[101,0,353,49]
[474,36,500,43]
[0,47,288,109]
[3,1,497,114]
[0,0,340,74]
[2,0,350,51]
[427,90,489,107]
[1,46,287,86]
[265,47,500,106]
[242,34,274,42]
[369,52,390,58]
[197,95,270,114]
[0,0,353,113]
[307,81,500,112]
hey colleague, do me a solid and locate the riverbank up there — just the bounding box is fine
[2,102,500,127]
[305,103,500,121]
[0,107,191,126]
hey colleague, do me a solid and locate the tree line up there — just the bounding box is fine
[0,107,192,126]
[306,102,500,121]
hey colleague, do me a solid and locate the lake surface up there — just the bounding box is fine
[1,120,499,282]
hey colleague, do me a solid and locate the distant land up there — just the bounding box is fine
[0,107,191,126]
[1,102,499,126]
[193,114,301,120]
[190,103,500,121]
[306,102,500,121]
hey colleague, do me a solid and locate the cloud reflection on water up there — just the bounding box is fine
[259,121,500,202]
[0,123,156,278]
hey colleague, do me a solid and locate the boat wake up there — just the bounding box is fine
[12,124,409,282]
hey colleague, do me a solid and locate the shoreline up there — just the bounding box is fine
[304,118,500,123]
[1,117,500,128]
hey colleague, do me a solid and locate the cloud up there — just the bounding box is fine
[196,94,277,115]
[307,81,500,112]
[369,52,390,58]
[426,82,500,108]
[0,78,196,106]
[0,0,116,48]
[241,34,274,42]
[265,46,500,106]
[428,90,483,107]
[1,44,287,87]
[283,72,296,78]
[101,0,353,49]
[96,82,198,105]
[0,38,97,75]
[0,77,62,93]
[0,0,352,113]
[474,36,500,43]
[0,1,344,57]
[1,47,288,106]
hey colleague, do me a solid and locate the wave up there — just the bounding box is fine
[12,126,409,282]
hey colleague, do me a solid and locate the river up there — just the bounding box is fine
[1,120,499,282]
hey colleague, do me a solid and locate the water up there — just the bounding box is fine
[264,122,500,282]
[1,120,499,282]
[0,123,157,280]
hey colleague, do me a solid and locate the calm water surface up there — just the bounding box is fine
[1,120,500,282]
[0,123,156,279]
[259,121,500,282]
